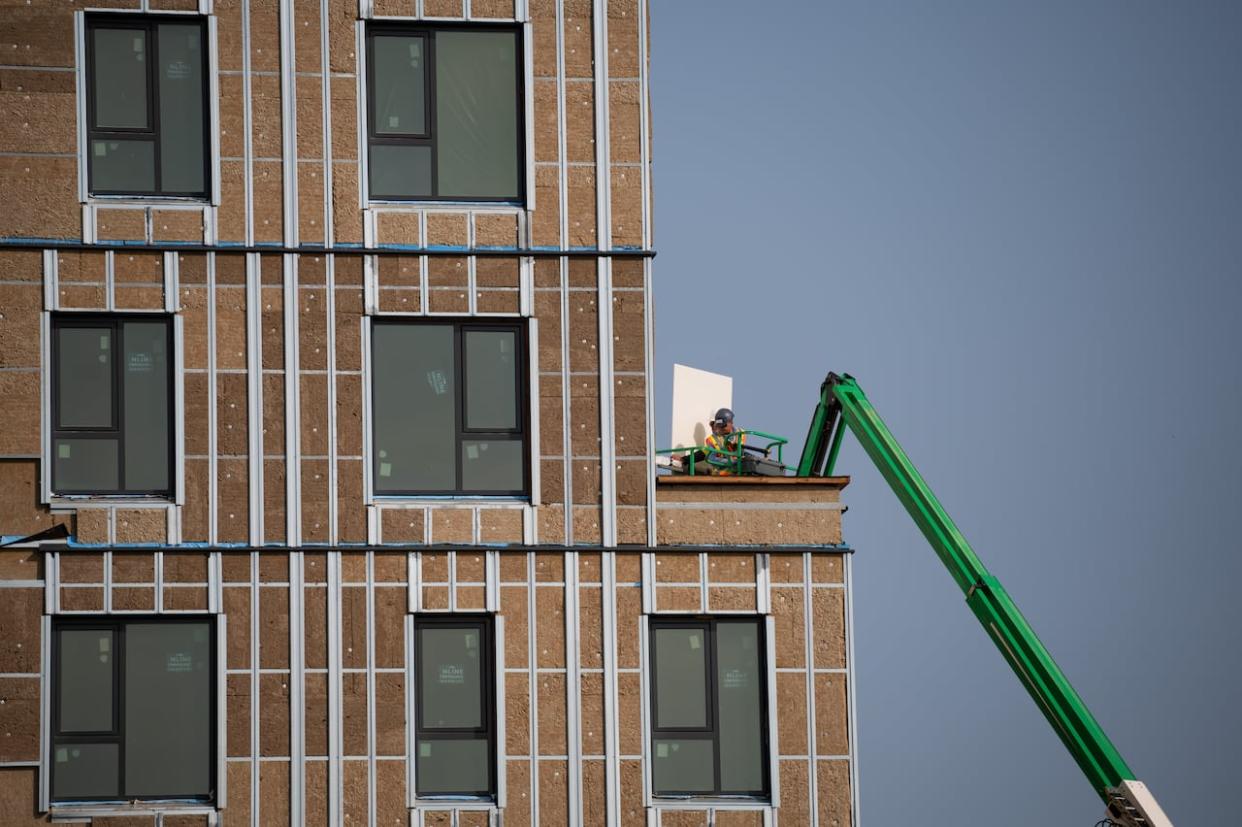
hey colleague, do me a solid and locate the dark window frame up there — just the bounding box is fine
[50,616,217,804]
[413,614,497,799]
[85,14,211,198]
[370,318,530,497]
[365,22,525,203]
[648,617,771,799]
[50,313,175,497]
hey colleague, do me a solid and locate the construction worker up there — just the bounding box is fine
[703,407,745,474]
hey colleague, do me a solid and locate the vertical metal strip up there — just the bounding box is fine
[284,255,301,546]
[39,308,52,505]
[486,550,499,612]
[208,252,219,545]
[361,319,375,538]
[242,0,255,244]
[103,550,112,613]
[208,15,222,206]
[565,551,582,825]
[366,550,377,827]
[328,550,344,827]
[217,613,229,806]
[173,315,187,508]
[637,614,652,807]
[592,0,617,548]
[844,553,862,825]
[38,615,51,811]
[250,550,260,827]
[495,614,507,808]
[448,549,458,612]
[405,611,416,807]
[155,550,164,613]
[74,12,87,204]
[640,551,654,614]
[105,250,115,312]
[699,552,708,613]
[526,551,539,820]
[523,19,535,211]
[44,551,59,615]
[246,254,264,544]
[528,318,540,506]
[637,0,655,546]
[290,551,306,827]
[601,553,620,826]
[321,0,338,546]
[803,552,819,826]
[765,615,780,807]
[756,553,771,614]
[554,0,572,546]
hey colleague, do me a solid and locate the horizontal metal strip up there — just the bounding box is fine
[657,502,845,511]
[0,239,655,259]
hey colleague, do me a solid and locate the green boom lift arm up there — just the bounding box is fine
[798,373,1174,827]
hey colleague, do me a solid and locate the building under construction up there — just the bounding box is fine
[0,1,860,825]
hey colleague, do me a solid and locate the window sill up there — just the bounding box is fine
[367,199,525,211]
[48,495,175,507]
[49,801,215,820]
[412,798,496,809]
[88,194,211,206]
[370,495,530,505]
[649,798,772,809]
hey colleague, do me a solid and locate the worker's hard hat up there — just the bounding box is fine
[712,408,734,427]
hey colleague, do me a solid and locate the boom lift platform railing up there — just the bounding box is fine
[797,372,1174,827]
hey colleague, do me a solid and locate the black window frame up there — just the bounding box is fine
[50,616,217,804]
[370,318,530,497]
[85,14,212,199]
[365,22,525,203]
[413,614,497,799]
[50,313,175,497]
[648,617,772,799]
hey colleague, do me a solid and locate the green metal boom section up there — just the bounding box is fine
[798,373,1135,802]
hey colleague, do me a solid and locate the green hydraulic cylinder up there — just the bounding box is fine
[823,373,1135,802]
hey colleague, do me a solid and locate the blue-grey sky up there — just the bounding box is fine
[651,3,1242,824]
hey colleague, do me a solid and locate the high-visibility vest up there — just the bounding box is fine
[704,430,744,467]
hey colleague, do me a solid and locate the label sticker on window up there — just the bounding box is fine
[56,748,68,763]
[99,637,110,653]
[94,143,107,157]
[128,352,153,373]
[167,652,192,673]
[58,444,71,459]
[466,444,479,460]
[166,60,191,80]
[133,37,144,53]
[419,742,432,757]
[439,664,465,685]
[656,743,668,758]
[688,633,701,650]
[723,668,749,689]
[100,336,109,350]
[426,370,448,395]
[388,115,400,129]
[379,462,392,478]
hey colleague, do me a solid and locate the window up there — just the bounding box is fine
[366,25,522,201]
[86,15,209,197]
[372,321,528,496]
[648,619,770,798]
[51,618,215,803]
[51,315,174,496]
[414,616,496,798]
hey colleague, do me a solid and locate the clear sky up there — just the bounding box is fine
[650,2,1242,824]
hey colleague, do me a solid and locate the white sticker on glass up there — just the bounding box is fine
[379,462,392,478]
[58,444,71,459]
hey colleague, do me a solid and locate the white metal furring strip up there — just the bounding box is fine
[242,0,256,245]
[39,308,52,505]
[526,551,540,819]
[321,0,338,546]
[495,614,507,808]
[366,550,377,827]
[565,551,582,825]
[38,615,51,811]
[174,315,186,507]
[208,16,222,206]
[637,613,652,807]
[250,551,260,826]
[803,552,819,826]
[290,551,306,827]
[329,550,344,827]
[405,611,416,808]
[592,0,617,549]
[208,253,219,545]
[765,615,780,807]
[528,318,541,507]
[246,254,264,544]
[601,554,621,826]
[843,553,862,825]
[555,0,572,545]
[73,12,87,206]
[217,614,229,807]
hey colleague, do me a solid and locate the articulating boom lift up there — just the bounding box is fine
[798,373,1174,827]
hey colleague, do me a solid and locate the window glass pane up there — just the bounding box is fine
[123,321,170,491]
[419,626,483,728]
[460,440,523,492]
[370,144,432,199]
[91,139,156,193]
[717,622,765,792]
[124,623,212,797]
[58,629,114,733]
[373,324,455,491]
[435,31,519,198]
[93,28,147,129]
[58,327,112,428]
[464,330,517,430]
[54,439,119,492]
[654,627,708,729]
[157,24,205,193]
[416,738,489,794]
[53,742,119,800]
[373,35,426,134]
[652,739,714,794]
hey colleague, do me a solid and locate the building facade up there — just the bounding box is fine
[0,1,859,824]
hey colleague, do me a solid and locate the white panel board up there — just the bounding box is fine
[670,364,732,450]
